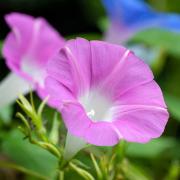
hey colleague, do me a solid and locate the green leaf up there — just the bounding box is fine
[121,159,152,180]
[1,130,58,178]
[126,137,176,158]
[65,33,102,41]
[131,28,180,57]
[164,161,180,180]
[0,161,48,180]
[164,93,180,121]
[98,17,109,32]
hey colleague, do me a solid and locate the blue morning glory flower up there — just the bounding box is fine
[102,0,180,43]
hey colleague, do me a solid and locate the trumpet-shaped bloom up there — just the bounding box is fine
[0,13,65,108]
[46,38,169,146]
[102,0,180,43]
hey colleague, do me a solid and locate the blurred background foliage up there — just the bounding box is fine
[0,0,180,179]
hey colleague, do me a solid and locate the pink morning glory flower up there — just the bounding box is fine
[46,38,169,151]
[0,12,65,108]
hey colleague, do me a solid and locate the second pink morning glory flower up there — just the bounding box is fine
[46,38,169,147]
[0,12,65,108]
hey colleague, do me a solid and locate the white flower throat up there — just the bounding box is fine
[21,57,46,87]
[80,90,113,122]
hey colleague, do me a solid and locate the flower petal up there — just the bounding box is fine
[113,107,169,143]
[45,77,76,107]
[90,40,127,86]
[102,0,156,28]
[47,38,91,97]
[61,102,91,137]
[98,50,154,101]
[61,102,120,146]
[116,80,167,107]
[84,122,120,146]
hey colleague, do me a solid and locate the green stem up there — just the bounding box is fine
[59,158,69,171]
[90,153,103,180]
[29,138,62,159]
[58,170,64,180]
[36,127,48,142]
[69,162,95,180]
[114,140,127,162]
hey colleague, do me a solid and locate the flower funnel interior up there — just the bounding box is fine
[21,57,45,87]
[80,89,113,122]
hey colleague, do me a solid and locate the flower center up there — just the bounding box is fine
[79,90,113,122]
